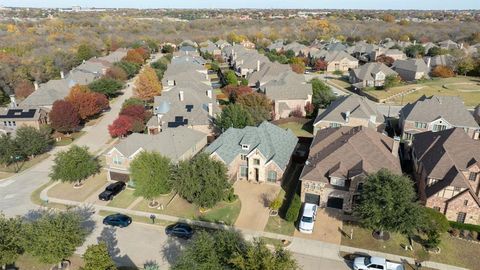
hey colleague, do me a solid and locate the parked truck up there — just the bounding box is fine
[353,256,404,270]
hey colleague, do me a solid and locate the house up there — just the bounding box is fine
[299,126,401,212]
[215,39,230,50]
[282,42,309,56]
[424,55,454,69]
[474,104,480,125]
[392,58,430,81]
[347,41,379,62]
[313,51,358,73]
[105,127,207,183]
[247,61,290,88]
[349,63,398,89]
[259,71,312,119]
[313,95,385,135]
[438,40,459,50]
[205,121,298,184]
[423,42,438,55]
[412,128,480,225]
[240,40,256,49]
[267,40,285,52]
[370,48,407,62]
[199,40,221,56]
[399,95,479,142]
[0,98,48,135]
[223,45,269,77]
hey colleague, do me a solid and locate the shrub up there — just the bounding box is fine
[461,229,469,238]
[471,231,479,241]
[432,65,455,78]
[269,196,283,211]
[424,230,441,249]
[449,221,480,233]
[333,70,343,76]
[285,194,301,222]
[224,188,237,203]
[449,228,460,237]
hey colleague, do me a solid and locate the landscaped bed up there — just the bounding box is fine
[47,171,108,202]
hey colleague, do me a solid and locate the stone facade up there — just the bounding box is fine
[274,98,312,120]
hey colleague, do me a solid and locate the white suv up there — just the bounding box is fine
[299,203,317,234]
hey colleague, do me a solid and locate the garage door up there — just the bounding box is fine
[109,171,130,182]
[327,197,344,209]
[304,193,320,205]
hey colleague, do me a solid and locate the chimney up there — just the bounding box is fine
[392,136,400,157]
[60,71,65,79]
[34,81,39,91]
[208,102,213,117]
[426,57,431,68]
[257,60,261,71]
[206,89,212,99]
[82,60,86,64]
[179,91,184,101]
[460,43,464,50]
[345,111,350,123]
[9,95,16,108]
[102,68,107,75]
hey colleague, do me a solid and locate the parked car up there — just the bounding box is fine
[98,181,126,201]
[299,203,317,234]
[353,256,404,270]
[165,223,194,239]
[103,213,132,228]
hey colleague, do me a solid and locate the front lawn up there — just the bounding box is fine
[47,171,108,202]
[199,200,241,225]
[277,120,313,138]
[54,131,86,146]
[107,188,138,208]
[13,253,83,270]
[0,153,50,174]
[341,223,480,269]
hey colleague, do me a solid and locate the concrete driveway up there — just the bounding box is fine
[294,208,343,244]
[234,180,280,231]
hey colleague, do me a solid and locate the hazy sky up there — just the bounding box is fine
[2,0,480,10]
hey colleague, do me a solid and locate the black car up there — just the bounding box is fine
[103,213,132,227]
[98,181,126,201]
[165,223,194,239]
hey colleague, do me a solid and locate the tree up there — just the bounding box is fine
[236,92,271,125]
[105,66,128,81]
[161,44,174,54]
[0,134,23,170]
[115,61,141,79]
[49,100,80,133]
[427,47,449,57]
[420,207,450,235]
[383,74,401,89]
[172,231,222,270]
[123,49,144,64]
[222,85,252,102]
[173,153,230,208]
[108,115,134,138]
[15,126,52,158]
[354,169,421,237]
[120,104,149,122]
[82,242,116,270]
[311,78,335,110]
[130,151,172,204]
[314,59,328,71]
[224,70,239,86]
[216,104,254,131]
[89,78,123,98]
[0,215,25,267]
[290,63,305,74]
[26,210,87,265]
[66,84,109,120]
[134,66,162,102]
[457,57,475,76]
[76,44,97,62]
[376,55,395,67]
[432,65,455,78]
[405,45,426,58]
[50,145,100,185]
[285,194,301,222]
[304,101,315,117]
[14,80,34,99]
[122,98,144,110]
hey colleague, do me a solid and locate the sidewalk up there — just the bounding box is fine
[40,191,467,270]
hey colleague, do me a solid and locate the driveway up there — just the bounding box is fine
[234,180,280,231]
[294,208,343,244]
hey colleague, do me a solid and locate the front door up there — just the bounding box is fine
[254,168,259,182]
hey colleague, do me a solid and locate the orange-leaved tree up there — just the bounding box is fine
[134,66,162,102]
[66,84,109,120]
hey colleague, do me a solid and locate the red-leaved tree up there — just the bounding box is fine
[108,115,134,138]
[222,85,253,102]
[120,104,149,122]
[49,100,80,133]
[376,55,395,67]
[314,59,328,71]
[304,101,314,117]
[105,66,128,81]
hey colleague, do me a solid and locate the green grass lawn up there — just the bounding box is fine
[199,200,241,225]
[47,171,107,202]
[277,120,313,138]
[329,77,352,90]
[54,131,86,146]
[13,253,83,270]
[264,213,296,236]
[107,188,138,208]
[365,76,480,107]
[0,153,50,174]
[341,223,480,269]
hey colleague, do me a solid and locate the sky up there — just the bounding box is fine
[2,0,480,10]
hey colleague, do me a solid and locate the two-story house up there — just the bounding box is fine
[205,121,298,184]
[399,95,479,143]
[349,62,398,89]
[0,104,48,136]
[299,126,402,212]
[105,127,207,183]
[313,95,385,135]
[412,128,480,225]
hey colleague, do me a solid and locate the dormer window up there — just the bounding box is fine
[242,144,249,150]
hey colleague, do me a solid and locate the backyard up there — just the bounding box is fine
[364,76,480,107]
[275,118,314,138]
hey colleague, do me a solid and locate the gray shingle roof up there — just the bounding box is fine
[350,63,397,82]
[205,121,298,169]
[247,62,290,86]
[260,71,312,101]
[393,58,429,73]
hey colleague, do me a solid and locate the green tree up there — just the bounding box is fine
[0,215,25,267]
[15,126,52,158]
[76,44,97,62]
[216,104,254,131]
[172,231,222,270]
[89,78,124,98]
[26,210,87,265]
[236,93,271,125]
[0,134,23,171]
[457,57,475,76]
[224,70,239,86]
[285,194,301,222]
[161,44,174,54]
[405,45,426,58]
[114,61,141,79]
[130,151,172,204]
[50,145,100,185]
[122,97,144,109]
[354,169,421,237]
[173,153,230,208]
[311,78,335,110]
[383,74,401,89]
[82,242,116,270]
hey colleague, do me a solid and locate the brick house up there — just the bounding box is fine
[0,103,48,136]
[399,95,479,143]
[205,121,298,184]
[412,128,480,225]
[299,126,402,212]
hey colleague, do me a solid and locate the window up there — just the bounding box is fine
[357,183,364,192]
[113,156,123,165]
[469,172,478,181]
[433,206,441,212]
[415,122,427,129]
[240,166,248,177]
[330,177,345,187]
[464,200,469,206]
[241,144,249,150]
[404,132,413,141]
[267,171,277,182]
[329,122,341,128]
[456,212,467,223]
[240,154,247,161]
[253,159,260,165]
[454,186,461,192]
[432,124,447,132]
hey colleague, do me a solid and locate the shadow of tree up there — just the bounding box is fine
[97,226,121,258]
[161,235,186,266]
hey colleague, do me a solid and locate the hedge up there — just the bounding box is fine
[285,194,301,222]
[449,221,480,233]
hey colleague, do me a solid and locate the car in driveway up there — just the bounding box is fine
[299,203,317,234]
[165,223,194,239]
[353,256,404,270]
[103,213,132,228]
[98,181,126,201]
